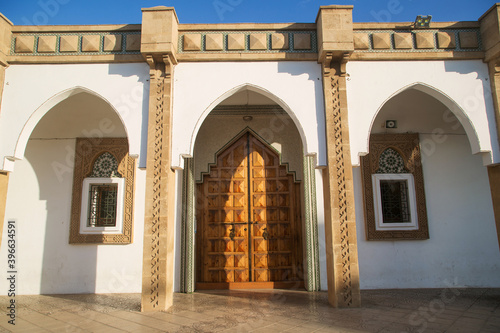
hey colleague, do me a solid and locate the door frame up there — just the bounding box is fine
[180,129,320,292]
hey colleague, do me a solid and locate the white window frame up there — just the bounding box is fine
[372,173,419,231]
[79,177,125,235]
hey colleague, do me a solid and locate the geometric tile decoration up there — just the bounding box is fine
[415,32,434,49]
[353,28,482,53]
[353,33,370,49]
[81,35,101,52]
[183,34,202,51]
[103,35,122,52]
[376,148,407,174]
[205,34,224,51]
[11,32,142,56]
[90,152,122,178]
[59,35,80,52]
[227,34,246,50]
[15,35,35,53]
[459,31,479,49]
[125,34,141,51]
[178,31,318,54]
[393,33,412,49]
[437,31,456,49]
[271,33,289,50]
[249,34,267,50]
[372,33,391,49]
[294,33,311,50]
[37,35,57,53]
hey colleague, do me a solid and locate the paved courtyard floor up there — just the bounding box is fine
[0,288,499,332]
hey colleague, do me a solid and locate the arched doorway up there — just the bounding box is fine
[196,131,303,289]
[179,87,320,292]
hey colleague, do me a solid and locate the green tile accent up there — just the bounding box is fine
[303,155,320,291]
[180,157,195,293]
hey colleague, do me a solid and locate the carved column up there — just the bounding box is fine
[140,6,179,312]
[141,55,177,311]
[321,55,361,307]
[317,5,360,308]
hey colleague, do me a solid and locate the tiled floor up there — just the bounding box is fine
[0,288,499,332]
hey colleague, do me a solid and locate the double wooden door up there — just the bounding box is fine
[196,132,303,288]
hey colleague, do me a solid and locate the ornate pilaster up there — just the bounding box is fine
[317,5,360,307]
[141,54,177,312]
[140,6,179,312]
[320,53,361,308]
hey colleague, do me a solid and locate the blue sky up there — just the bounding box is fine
[0,0,496,26]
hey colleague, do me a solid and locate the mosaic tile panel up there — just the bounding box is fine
[376,148,407,174]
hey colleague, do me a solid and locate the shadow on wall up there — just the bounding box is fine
[24,140,99,294]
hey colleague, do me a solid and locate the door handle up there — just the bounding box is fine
[263,227,269,241]
[229,224,235,241]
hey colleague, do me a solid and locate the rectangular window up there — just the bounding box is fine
[379,179,411,223]
[88,184,118,227]
[79,177,125,235]
[372,174,418,231]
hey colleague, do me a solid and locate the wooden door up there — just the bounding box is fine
[196,132,303,289]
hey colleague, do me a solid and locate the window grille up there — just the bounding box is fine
[379,179,411,223]
[88,184,118,227]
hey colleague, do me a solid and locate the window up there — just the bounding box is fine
[361,134,429,240]
[70,138,135,244]
[80,177,125,234]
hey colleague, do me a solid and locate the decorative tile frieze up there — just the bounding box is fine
[178,31,317,53]
[415,32,434,49]
[372,33,391,49]
[393,33,412,49]
[14,35,35,53]
[227,33,245,50]
[353,29,481,53]
[37,35,57,53]
[205,34,223,51]
[353,33,370,49]
[183,34,202,51]
[59,35,79,52]
[459,31,479,49]
[11,32,141,56]
[249,34,267,50]
[81,35,101,52]
[437,31,456,49]
[271,33,289,50]
[293,33,311,50]
[103,35,122,52]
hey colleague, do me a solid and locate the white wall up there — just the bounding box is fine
[0,139,145,295]
[355,135,500,289]
[0,63,150,171]
[171,62,326,169]
[346,60,500,166]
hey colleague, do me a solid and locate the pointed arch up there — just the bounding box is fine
[187,83,308,162]
[12,86,129,164]
[365,82,485,160]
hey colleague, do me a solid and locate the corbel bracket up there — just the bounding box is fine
[322,52,351,77]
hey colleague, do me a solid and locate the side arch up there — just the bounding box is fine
[10,86,130,169]
[364,82,487,162]
[183,83,309,168]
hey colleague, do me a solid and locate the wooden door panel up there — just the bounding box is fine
[197,132,303,287]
